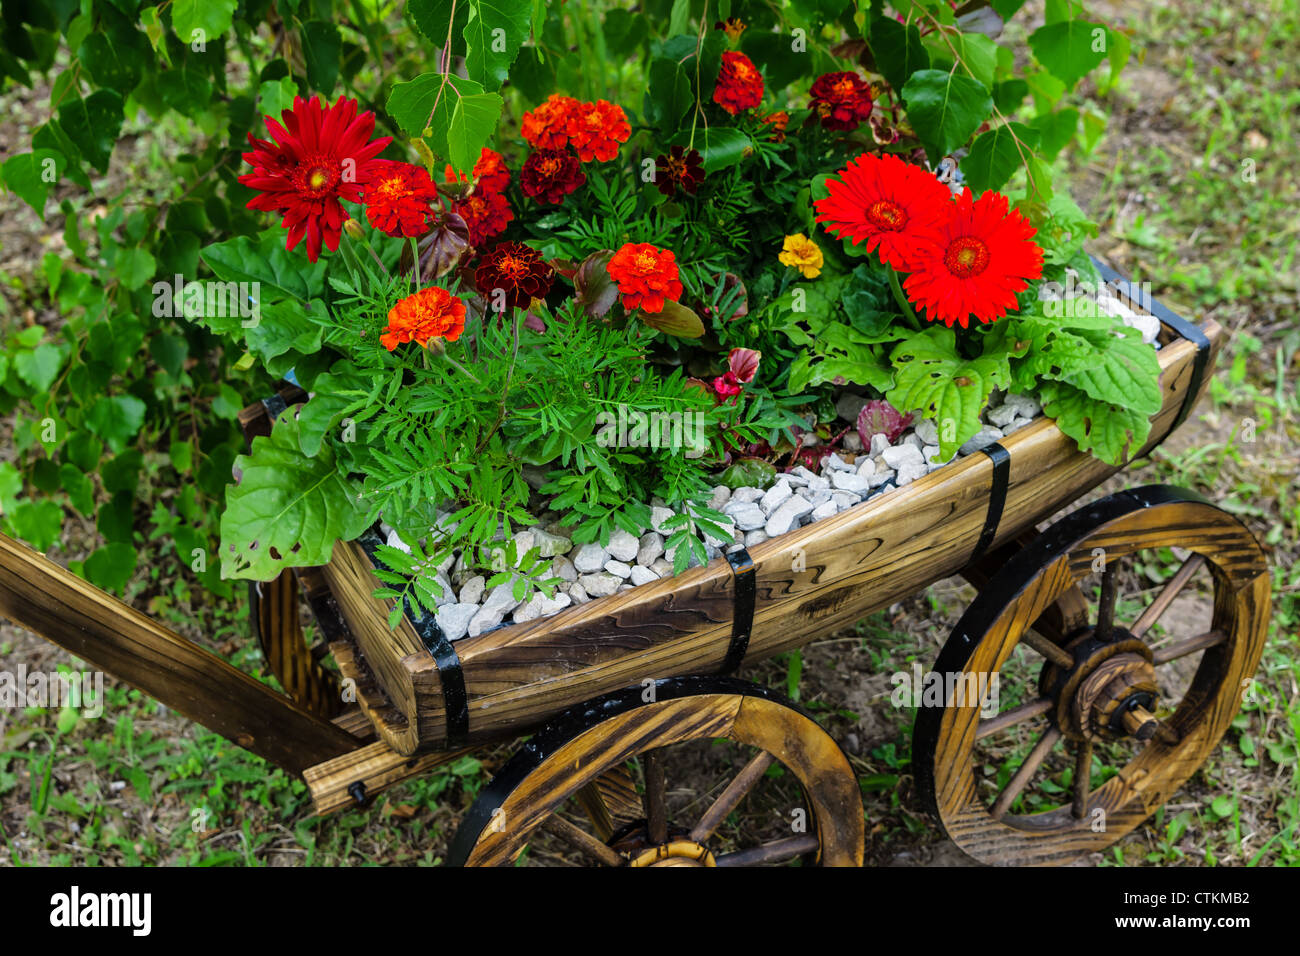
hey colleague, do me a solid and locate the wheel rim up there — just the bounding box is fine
[916,486,1270,866]
[450,677,864,867]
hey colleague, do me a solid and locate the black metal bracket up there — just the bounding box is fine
[970,442,1011,565]
[720,547,756,675]
[357,526,471,748]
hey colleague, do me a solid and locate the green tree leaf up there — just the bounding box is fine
[14,343,66,393]
[1038,379,1151,465]
[84,543,137,593]
[463,0,532,90]
[114,247,156,291]
[1028,19,1109,91]
[171,0,238,45]
[868,18,929,95]
[886,326,1010,459]
[86,395,147,454]
[12,499,63,552]
[962,122,1038,194]
[59,464,94,516]
[1,150,63,220]
[670,128,750,172]
[256,77,299,121]
[901,69,992,162]
[301,21,342,94]
[221,417,372,580]
[447,88,505,173]
[200,231,328,300]
[56,90,125,174]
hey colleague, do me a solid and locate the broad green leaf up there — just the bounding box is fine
[0,462,22,514]
[200,231,328,300]
[718,458,776,491]
[221,417,372,580]
[1028,108,1078,161]
[869,18,929,95]
[56,90,125,173]
[447,89,505,173]
[669,128,750,172]
[84,543,137,593]
[1039,379,1151,465]
[171,0,238,44]
[257,77,299,121]
[901,69,992,162]
[11,499,63,552]
[951,32,998,90]
[14,344,66,393]
[114,247,156,291]
[297,364,368,457]
[408,0,470,45]
[301,21,342,94]
[463,0,532,90]
[962,123,1038,194]
[641,300,705,338]
[1028,19,1109,91]
[644,58,692,130]
[77,30,143,94]
[59,464,94,516]
[886,326,1010,459]
[740,30,807,92]
[86,395,147,454]
[1062,328,1163,415]
[1,150,63,220]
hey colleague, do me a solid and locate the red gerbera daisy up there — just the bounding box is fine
[360,160,440,237]
[903,190,1044,328]
[454,190,514,246]
[475,241,555,311]
[607,243,683,314]
[813,152,952,271]
[566,100,631,162]
[521,94,579,151]
[810,72,874,131]
[239,95,391,261]
[713,51,764,115]
[520,149,586,203]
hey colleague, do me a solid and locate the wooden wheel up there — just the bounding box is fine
[915,485,1270,866]
[449,677,864,866]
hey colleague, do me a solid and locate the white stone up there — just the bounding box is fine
[436,603,478,642]
[511,530,536,559]
[573,542,609,573]
[637,532,665,566]
[703,518,736,549]
[832,491,860,511]
[650,506,675,533]
[578,572,620,597]
[811,500,838,522]
[731,487,764,504]
[551,555,578,583]
[1003,417,1033,435]
[513,591,572,623]
[881,444,925,469]
[799,487,833,508]
[842,432,863,453]
[433,572,455,606]
[467,606,504,637]
[765,496,815,536]
[914,418,939,445]
[922,445,943,466]
[866,467,895,488]
[1003,394,1041,419]
[895,461,927,486]
[744,529,769,547]
[782,470,810,488]
[830,470,870,494]
[607,528,639,562]
[987,403,1020,428]
[856,456,875,477]
[959,425,1004,456]
[870,433,891,457]
[482,582,522,615]
[650,558,673,577]
[724,501,767,531]
[759,478,793,515]
[604,559,633,579]
[457,574,486,605]
[709,485,731,510]
[385,529,412,554]
[568,582,590,604]
[835,391,870,424]
[532,528,572,558]
[630,565,658,586]
[902,433,923,450]
[824,452,855,472]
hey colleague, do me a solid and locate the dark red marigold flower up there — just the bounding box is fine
[239,95,391,261]
[762,110,790,143]
[607,242,683,314]
[566,100,631,162]
[475,241,555,311]
[654,145,705,196]
[713,51,764,115]
[454,190,514,246]
[810,72,874,131]
[814,152,952,272]
[360,160,440,237]
[520,149,586,203]
[521,94,579,151]
[903,190,1045,328]
[444,147,511,195]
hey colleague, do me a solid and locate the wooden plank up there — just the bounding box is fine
[0,533,360,775]
[325,321,1221,753]
[303,741,474,816]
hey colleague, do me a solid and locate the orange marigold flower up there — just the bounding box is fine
[444,147,511,195]
[607,242,683,314]
[360,160,440,237]
[714,17,747,42]
[713,51,764,115]
[810,72,873,131]
[454,190,514,246]
[566,100,631,162]
[762,110,790,142]
[903,190,1044,329]
[381,286,466,351]
[521,94,579,151]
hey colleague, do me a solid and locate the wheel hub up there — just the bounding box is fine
[1040,629,1160,743]
[609,822,718,867]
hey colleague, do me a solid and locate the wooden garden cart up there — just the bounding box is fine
[0,263,1270,867]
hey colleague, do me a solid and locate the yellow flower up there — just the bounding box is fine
[779,234,824,279]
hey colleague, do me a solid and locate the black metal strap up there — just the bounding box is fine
[971,443,1010,564]
[720,547,756,675]
[260,393,288,425]
[357,526,470,747]
[1090,257,1211,431]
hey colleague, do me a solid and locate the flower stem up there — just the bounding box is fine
[889,268,921,331]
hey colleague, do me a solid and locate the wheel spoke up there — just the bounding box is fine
[540,813,624,867]
[1094,562,1120,643]
[990,726,1062,820]
[976,697,1053,740]
[690,750,776,843]
[715,834,820,867]
[1152,629,1227,665]
[1020,631,1073,669]
[642,748,668,844]
[1071,740,1092,819]
[1132,555,1206,639]
[574,782,614,842]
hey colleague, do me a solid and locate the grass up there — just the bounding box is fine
[2,0,1298,866]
